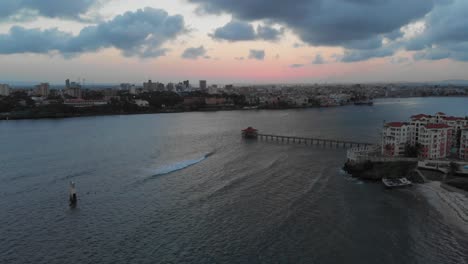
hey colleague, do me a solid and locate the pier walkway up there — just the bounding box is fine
[256,133,374,149]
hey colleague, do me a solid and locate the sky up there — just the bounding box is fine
[0,0,468,85]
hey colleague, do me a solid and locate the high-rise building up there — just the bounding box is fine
[129,85,137,95]
[143,80,153,91]
[0,84,10,96]
[35,83,50,97]
[199,80,207,91]
[143,80,164,91]
[166,83,174,92]
[183,80,190,89]
[66,79,70,89]
[65,81,81,98]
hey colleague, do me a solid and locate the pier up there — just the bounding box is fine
[257,133,373,148]
[242,127,374,148]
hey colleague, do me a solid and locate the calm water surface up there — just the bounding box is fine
[1,97,468,263]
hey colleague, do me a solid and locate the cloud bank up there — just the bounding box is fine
[0,7,187,58]
[211,20,283,41]
[189,0,468,63]
[190,0,434,48]
[0,0,102,21]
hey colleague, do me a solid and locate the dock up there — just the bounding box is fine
[242,127,373,149]
[257,133,373,148]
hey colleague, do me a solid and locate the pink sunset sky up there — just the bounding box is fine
[0,0,467,85]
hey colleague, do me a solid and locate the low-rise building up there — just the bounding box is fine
[134,99,150,107]
[205,97,226,105]
[183,97,205,106]
[64,99,107,107]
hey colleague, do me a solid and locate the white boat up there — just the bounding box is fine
[382,177,412,188]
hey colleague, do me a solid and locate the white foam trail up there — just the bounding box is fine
[152,152,214,176]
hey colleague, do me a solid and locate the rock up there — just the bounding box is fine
[344,160,417,181]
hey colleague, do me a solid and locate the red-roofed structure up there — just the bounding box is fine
[242,127,258,139]
[442,116,465,121]
[425,124,451,129]
[385,122,408,128]
[411,114,430,120]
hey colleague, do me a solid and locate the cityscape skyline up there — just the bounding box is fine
[1,0,468,84]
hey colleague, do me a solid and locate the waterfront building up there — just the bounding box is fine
[460,128,468,161]
[418,124,452,159]
[409,113,434,146]
[205,97,226,105]
[183,97,205,106]
[134,99,150,107]
[64,99,107,107]
[0,84,10,96]
[440,115,468,150]
[384,112,468,159]
[382,122,411,157]
[408,112,467,156]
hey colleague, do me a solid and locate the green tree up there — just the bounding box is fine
[404,143,422,157]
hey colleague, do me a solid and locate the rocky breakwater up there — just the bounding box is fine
[344,160,425,182]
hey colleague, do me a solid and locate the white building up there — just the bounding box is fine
[460,128,468,161]
[0,84,10,96]
[440,115,468,150]
[382,122,411,157]
[134,99,149,107]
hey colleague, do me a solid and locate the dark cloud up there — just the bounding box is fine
[413,48,450,61]
[341,47,394,62]
[190,0,434,47]
[0,8,187,58]
[211,20,283,41]
[248,49,265,60]
[182,46,207,59]
[293,42,305,48]
[404,0,468,61]
[384,28,404,41]
[0,0,101,21]
[211,20,256,41]
[256,25,284,41]
[312,54,324,64]
[290,64,304,68]
[390,56,410,64]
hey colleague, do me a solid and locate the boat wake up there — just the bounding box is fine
[151,151,215,177]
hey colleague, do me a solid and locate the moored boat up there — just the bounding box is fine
[382,177,412,188]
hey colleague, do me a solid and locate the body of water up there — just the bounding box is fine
[1,97,468,263]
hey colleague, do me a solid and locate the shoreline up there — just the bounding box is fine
[2,96,468,121]
[0,104,355,121]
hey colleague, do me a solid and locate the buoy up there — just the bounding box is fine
[69,181,77,207]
